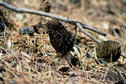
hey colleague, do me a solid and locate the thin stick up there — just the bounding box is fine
[0,1,106,36]
[76,23,101,44]
[72,25,77,42]
[121,54,126,58]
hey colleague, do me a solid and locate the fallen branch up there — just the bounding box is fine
[0,1,105,43]
[76,23,101,43]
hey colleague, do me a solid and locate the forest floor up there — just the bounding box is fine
[0,0,126,84]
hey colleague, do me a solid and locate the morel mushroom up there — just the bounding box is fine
[46,19,74,55]
[96,40,121,63]
[45,19,80,67]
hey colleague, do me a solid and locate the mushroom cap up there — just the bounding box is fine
[96,40,121,62]
[46,19,74,54]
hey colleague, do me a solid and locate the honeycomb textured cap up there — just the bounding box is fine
[46,19,74,55]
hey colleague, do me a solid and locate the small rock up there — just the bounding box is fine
[19,26,35,36]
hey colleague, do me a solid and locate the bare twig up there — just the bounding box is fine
[0,1,106,36]
[0,1,104,43]
[121,54,126,58]
[76,23,101,44]
[73,25,77,42]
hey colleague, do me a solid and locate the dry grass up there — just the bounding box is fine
[0,0,126,84]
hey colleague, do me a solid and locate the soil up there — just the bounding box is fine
[0,0,126,84]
